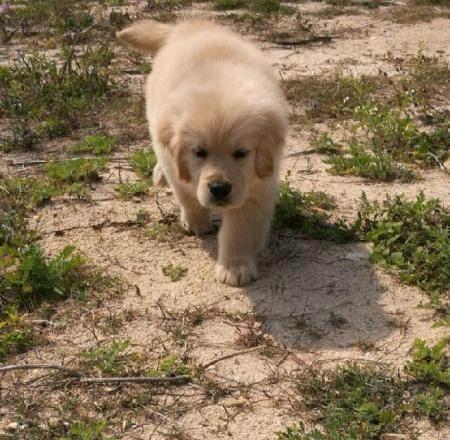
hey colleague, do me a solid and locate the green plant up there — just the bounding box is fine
[129,149,157,179]
[0,244,90,311]
[71,135,117,155]
[147,354,191,377]
[355,192,450,299]
[46,158,107,185]
[61,419,112,440]
[406,338,449,387]
[0,307,33,360]
[0,177,56,209]
[215,0,246,9]
[134,208,151,226]
[146,220,184,242]
[274,182,354,243]
[162,263,187,282]
[115,181,149,199]
[80,339,130,375]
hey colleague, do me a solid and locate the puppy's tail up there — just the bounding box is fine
[116,20,172,55]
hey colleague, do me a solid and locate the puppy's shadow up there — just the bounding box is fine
[242,233,393,349]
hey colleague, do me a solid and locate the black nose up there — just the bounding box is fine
[208,181,232,201]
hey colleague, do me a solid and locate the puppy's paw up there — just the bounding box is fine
[153,162,168,188]
[180,210,213,236]
[215,260,258,287]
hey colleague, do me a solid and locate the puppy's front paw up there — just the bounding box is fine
[215,260,258,287]
[180,210,213,236]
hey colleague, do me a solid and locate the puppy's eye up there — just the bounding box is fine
[233,148,248,159]
[195,148,208,159]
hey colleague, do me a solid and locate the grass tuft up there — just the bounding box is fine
[162,263,188,282]
[80,339,131,375]
[355,191,450,301]
[71,135,117,156]
[45,158,107,185]
[129,149,157,180]
[115,181,149,199]
[274,182,354,243]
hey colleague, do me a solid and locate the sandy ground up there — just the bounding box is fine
[1,1,449,439]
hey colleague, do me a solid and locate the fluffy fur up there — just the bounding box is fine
[117,19,288,286]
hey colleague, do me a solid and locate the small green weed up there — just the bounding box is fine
[146,220,184,242]
[71,135,117,156]
[115,181,149,199]
[162,263,187,282]
[147,354,191,377]
[61,419,112,440]
[129,149,157,180]
[134,208,151,226]
[355,192,450,300]
[274,182,354,243]
[45,158,107,185]
[80,339,131,375]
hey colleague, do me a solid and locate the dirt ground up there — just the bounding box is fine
[1,1,449,439]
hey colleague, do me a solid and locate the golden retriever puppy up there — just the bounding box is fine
[117,20,288,286]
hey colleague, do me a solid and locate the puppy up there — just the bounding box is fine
[117,20,288,286]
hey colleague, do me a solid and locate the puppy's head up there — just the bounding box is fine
[157,89,287,210]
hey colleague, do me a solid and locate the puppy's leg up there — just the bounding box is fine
[215,189,275,287]
[172,182,213,236]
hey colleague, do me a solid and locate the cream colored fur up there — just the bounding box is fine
[117,19,288,286]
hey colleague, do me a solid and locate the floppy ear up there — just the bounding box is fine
[254,108,288,179]
[156,117,191,183]
[174,142,191,183]
[255,144,274,179]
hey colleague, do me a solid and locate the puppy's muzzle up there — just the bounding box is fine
[208,181,232,204]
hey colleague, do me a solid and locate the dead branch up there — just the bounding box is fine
[0,364,84,377]
[201,346,264,369]
[79,376,191,385]
[270,35,333,46]
[0,363,191,386]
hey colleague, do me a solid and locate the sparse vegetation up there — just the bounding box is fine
[278,340,449,439]
[274,182,354,243]
[0,46,115,150]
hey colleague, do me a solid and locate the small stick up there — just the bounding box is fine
[0,364,84,377]
[0,364,191,386]
[270,35,333,46]
[201,346,264,369]
[79,376,191,385]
